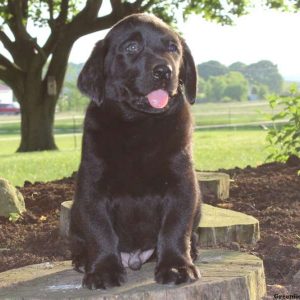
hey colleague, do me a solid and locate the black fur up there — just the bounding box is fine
[70,13,201,290]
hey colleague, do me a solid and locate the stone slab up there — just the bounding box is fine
[60,202,260,247]
[198,204,260,246]
[0,249,266,300]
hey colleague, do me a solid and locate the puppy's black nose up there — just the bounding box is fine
[152,64,172,81]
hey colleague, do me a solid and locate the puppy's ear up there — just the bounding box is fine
[77,40,106,106]
[179,39,197,104]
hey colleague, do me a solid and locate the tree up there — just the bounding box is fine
[244,60,283,94]
[0,0,297,151]
[197,76,207,100]
[229,60,283,95]
[206,71,248,102]
[197,60,228,80]
[206,76,226,101]
[228,62,246,73]
[223,72,248,102]
[250,83,269,100]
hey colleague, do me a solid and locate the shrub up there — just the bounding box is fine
[266,85,300,162]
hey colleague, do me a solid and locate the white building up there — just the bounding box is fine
[0,83,13,103]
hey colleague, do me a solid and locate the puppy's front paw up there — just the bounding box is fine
[82,255,126,290]
[83,268,126,290]
[155,263,200,285]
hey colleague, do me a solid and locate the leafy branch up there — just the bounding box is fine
[266,85,300,162]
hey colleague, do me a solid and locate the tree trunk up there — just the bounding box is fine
[16,39,73,152]
[17,93,58,152]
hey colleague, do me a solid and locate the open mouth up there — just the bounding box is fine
[130,89,173,114]
[120,86,174,114]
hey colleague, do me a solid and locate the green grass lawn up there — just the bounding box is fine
[0,115,84,135]
[193,129,268,170]
[0,129,268,186]
[0,134,82,187]
[191,101,283,127]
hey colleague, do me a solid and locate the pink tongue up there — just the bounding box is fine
[146,89,169,109]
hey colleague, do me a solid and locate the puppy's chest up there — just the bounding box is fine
[93,119,188,195]
[100,142,174,192]
[103,161,173,197]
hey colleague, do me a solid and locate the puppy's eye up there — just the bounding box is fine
[168,42,178,53]
[125,41,140,54]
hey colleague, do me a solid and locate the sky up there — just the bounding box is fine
[1,2,300,81]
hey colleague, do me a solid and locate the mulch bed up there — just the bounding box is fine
[0,161,300,295]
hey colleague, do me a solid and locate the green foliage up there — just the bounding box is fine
[147,0,183,27]
[206,76,226,101]
[250,84,269,99]
[266,0,297,10]
[197,76,207,99]
[266,86,300,162]
[64,63,83,83]
[146,0,253,25]
[184,0,249,24]
[197,60,284,102]
[8,212,22,222]
[1,0,291,30]
[58,82,89,112]
[57,63,89,112]
[198,61,228,80]
[228,62,247,73]
[244,60,283,94]
[0,0,84,27]
[223,72,248,102]
[205,71,248,102]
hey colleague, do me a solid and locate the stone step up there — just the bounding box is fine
[0,249,266,300]
[198,204,260,246]
[60,201,260,246]
[197,171,230,200]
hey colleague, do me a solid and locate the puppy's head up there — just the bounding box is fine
[78,14,197,114]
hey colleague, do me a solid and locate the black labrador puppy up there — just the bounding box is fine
[70,13,201,290]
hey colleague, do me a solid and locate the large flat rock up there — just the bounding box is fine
[0,249,266,299]
[60,202,260,246]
